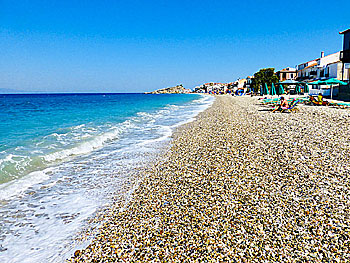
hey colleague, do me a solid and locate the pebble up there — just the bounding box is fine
[68,96,350,262]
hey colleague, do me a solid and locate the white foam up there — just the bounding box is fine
[137,95,214,146]
[137,125,173,146]
[0,153,15,166]
[0,170,50,200]
[43,121,133,163]
[0,94,216,262]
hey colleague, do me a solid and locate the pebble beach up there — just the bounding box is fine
[69,95,350,262]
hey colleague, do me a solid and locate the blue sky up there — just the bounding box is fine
[0,0,349,93]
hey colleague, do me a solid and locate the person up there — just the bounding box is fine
[310,93,329,106]
[272,96,289,112]
[317,93,323,104]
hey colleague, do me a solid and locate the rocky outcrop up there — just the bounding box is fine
[145,85,190,94]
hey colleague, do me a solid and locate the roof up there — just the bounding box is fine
[325,61,340,66]
[277,67,297,73]
[339,28,350,34]
[297,58,320,66]
[304,63,317,70]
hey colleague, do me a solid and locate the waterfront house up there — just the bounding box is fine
[339,28,350,82]
[235,79,247,89]
[297,51,346,96]
[308,52,341,96]
[296,58,319,82]
[245,76,254,92]
[276,67,297,82]
[316,51,342,80]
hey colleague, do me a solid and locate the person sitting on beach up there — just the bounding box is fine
[318,93,323,103]
[272,96,289,112]
[310,93,329,106]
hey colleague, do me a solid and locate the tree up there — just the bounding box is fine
[251,68,279,93]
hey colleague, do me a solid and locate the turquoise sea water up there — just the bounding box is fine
[0,93,214,262]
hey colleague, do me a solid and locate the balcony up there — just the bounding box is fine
[340,50,350,63]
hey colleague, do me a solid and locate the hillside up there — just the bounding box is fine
[145,85,191,94]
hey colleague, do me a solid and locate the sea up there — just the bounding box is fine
[0,93,214,263]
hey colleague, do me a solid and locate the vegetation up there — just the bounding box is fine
[251,68,279,92]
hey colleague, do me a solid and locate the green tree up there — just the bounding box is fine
[251,68,278,93]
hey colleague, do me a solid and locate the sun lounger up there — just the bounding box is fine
[332,102,350,109]
[272,100,300,113]
[261,98,279,105]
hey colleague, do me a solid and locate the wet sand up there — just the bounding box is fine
[69,95,350,262]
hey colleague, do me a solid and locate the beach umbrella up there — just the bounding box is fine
[279,80,303,95]
[270,83,276,96]
[320,78,347,85]
[310,78,347,99]
[260,84,263,96]
[279,79,300,85]
[264,83,269,95]
[277,84,285,95]
[295,84,301,94]
[319,78,347,99]
[304,83,309,93]
[309,80,323,85]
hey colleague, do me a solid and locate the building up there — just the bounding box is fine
[340,28,350,81]
[317,51,342,80]
[245,76,254,91]
[297,51,345,81]
[235,79,247,89]
[276,67,297,82]
[296,58,319,81]
[296,51,346,96]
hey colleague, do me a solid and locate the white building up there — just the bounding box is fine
[297,58,319,81]
[245,76,254,91]
[297,51,346,97]
[316,51,342,80]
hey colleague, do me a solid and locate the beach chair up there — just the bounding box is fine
[272,100,300,113]
[283,100,300,112]
[332,102,350,109]
[309,96,330,106]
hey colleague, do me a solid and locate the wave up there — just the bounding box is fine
[0,170,51,200]
[43,121,133,162]
[0,94,214,200]
[0,120,134,187]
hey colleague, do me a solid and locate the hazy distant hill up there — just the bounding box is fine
[0,88,27,94]
[145,84,191,94]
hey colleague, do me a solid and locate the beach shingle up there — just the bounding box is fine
[69,96,350,262]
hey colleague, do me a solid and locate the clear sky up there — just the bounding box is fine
[0,0,349,93]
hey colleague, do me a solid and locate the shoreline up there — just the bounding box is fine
[0,94,212,262]
[69,96,350,262]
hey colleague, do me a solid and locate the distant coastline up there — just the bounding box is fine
[145,84,192,94]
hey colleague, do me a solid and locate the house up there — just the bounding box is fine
[296,51,345,96]
[276,67,297,82]
[235,79,247,89]
[316,51,342,80]
[339,28,350,81]
[296,58,319,81]
[245,76,254,91]
[297,51,344,81]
